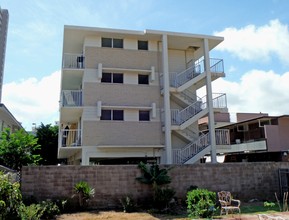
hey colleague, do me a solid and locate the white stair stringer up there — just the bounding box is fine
[174,126,198,142]
[176,73,205,92]
[171,108,208,131]
[171,93,191,108]
[179,108,208,130]
[172,133,210,164]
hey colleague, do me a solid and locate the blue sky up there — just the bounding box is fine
[1,0,289,129]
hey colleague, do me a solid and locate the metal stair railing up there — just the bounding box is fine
[171,93,226,126]
[169,58,224,88]
[173,133,210,164]
[201,93,227,109]
[171,99,205,125]
[170,63,201,87]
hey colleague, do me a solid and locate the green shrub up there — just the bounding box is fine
[187,188,216,218]
[120,196,135,213]
[40,200,60,219]
[0,172,23,219]
[73,181,95,209]
[154,187,176,210]
[19,204,43,220]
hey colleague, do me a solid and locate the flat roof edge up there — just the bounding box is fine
[145,29,224,41]
[64,25,224,41]
[64,25,145,35]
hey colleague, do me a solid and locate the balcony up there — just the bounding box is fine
[61,90,82,107]
[63,53,85,69]
[60,129,81,147]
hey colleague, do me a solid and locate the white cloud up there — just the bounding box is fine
[210,69,289,119]
[214,20,289,64]
[2,71,61,130]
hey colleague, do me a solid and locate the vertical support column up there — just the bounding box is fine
[162,34,172,164]
[203,38,217,163]
[81,147,89,165]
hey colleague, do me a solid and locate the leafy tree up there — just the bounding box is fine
[36,123,59,165]
[0,128,41,171]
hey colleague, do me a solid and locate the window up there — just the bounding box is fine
[138,40,148,50]
[101,38,112,47]
[138,74,149,85]
[101,72,112,83]
[101,109,124,121]
[113,38,123,48]
[113,73,123,83]
[113,110,124,120]
[101,73,123,83]
[139,110,150,121]
[101,38,123,48]
[101,110,111,120]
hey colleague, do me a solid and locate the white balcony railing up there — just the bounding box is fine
[63,53,85,69]
[60,129,81,147]
[61,90,82,107]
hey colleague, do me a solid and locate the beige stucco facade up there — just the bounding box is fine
[58,26,227,165]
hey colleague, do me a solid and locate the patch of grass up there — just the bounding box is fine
[241,203,279,214]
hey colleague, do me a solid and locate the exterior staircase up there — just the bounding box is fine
[163,57,227,164]
[169,58,224,92]
[173,133,210,164]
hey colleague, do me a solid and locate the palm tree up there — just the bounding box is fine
[136,162,172,201]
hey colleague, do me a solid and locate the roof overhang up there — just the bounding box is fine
[62,25,224,57]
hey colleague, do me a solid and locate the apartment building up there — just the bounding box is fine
[0,7,9,103]
[58,26,228,165]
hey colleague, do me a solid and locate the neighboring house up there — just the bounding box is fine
[0,103,22,132]
[214,113,289,162]
[58,26,229,165]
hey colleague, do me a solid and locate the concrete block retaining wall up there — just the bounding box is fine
[21,162,289,208]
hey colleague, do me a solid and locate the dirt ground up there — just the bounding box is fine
[56,211,289,220]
